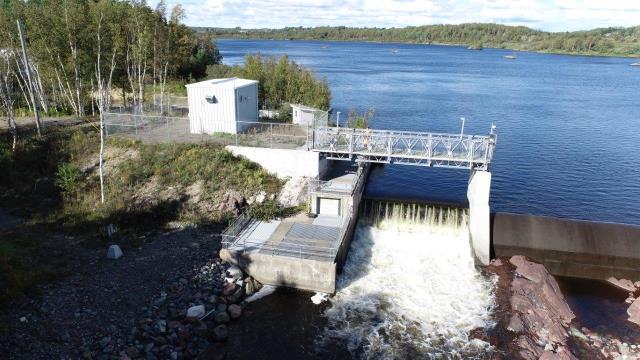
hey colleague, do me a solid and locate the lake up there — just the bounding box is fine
[218,39,640,225]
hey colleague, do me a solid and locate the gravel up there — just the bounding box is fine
[0,226,256,359]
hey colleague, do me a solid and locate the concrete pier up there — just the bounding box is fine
[467,170,492,265]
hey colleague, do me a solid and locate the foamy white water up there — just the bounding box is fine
[320,208,496,359]
[244,285,277,303]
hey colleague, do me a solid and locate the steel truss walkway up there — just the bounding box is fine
[311,126,497,170]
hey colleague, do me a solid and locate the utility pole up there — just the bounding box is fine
[17,19,42,136]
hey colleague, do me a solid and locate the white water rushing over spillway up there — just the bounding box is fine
[320,203,496,358]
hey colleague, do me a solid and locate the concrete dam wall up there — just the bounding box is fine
[493,213,640,281]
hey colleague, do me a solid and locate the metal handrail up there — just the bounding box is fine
[311,125,496,170]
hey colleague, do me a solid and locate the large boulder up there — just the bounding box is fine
[218,190,246,215]
[214,311,230,324]
[227,304,242,319]
[607,277,637,292]
[508,256,576,359]
[212,325,228,342]
[106,245,123,259]
[186,305,205,319]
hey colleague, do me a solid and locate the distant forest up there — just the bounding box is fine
[196,23,640,57]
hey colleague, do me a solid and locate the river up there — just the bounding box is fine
[218,39,640,226]
[210,40,640,358]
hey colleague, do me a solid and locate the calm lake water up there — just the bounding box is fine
[218,39,640,225]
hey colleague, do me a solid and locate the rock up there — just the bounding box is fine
[227,287,243,304]
[99,336,111,348]
[278,177,311,207]
[186,305,205,319]
[106,245,123,259]
[155,320,167,334]
[125,346,139,358]
[255,191,267,204]
[219,190,246,215]
[216,303,227,312]
[244,279,255,296]
[253,279,263,291]
[19,316,27,323]
[607,277,637,292]
[227,304,242,319]
[490,258,503,267]
[212,325,228,342]
[222,283,237,296]
[193,321,208,337]
[214,311,230,324]
[507,256,576,359]
[628,297,640,326]
[226,265,243,281]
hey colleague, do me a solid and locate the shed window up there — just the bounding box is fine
[205,95,217,104]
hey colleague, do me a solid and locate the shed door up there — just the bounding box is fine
[318,198,340,216]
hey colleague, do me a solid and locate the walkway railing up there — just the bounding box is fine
[311,126,497,170]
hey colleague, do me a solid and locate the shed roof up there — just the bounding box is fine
[185,77,258,89]
[291,103,321,112]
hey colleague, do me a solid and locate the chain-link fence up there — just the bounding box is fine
[104,112,310,149]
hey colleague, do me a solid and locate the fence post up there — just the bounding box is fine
[166,116,169,141]
[134,115,138,136]
[270,123,273,148]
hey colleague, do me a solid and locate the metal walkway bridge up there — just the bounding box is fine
[310,126,497,170]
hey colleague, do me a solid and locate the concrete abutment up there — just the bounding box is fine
[467,170,492,266]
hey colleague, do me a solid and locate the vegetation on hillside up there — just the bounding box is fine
[206,54,331,111]
[199,23,640,57]
[0,126,283,303]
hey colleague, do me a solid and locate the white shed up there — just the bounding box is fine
[291,104,328,126]
[186,78,258,134]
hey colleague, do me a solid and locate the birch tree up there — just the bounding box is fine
[0,51,19,150]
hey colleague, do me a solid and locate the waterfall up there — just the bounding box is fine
[319,199,496,359]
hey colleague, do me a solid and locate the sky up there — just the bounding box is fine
[150,0,640,32]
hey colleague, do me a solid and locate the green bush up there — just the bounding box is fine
[248,200,282,221]
[55,163,83,197]
[347,107,375,129]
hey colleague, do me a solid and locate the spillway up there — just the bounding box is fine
[319,200,497,358]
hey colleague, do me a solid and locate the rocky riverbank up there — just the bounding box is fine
[484,256,640,360]
[0,227,262,360]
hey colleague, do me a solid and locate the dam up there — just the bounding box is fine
[219,124,498,293]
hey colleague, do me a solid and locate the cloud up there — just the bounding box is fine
[151,0,640,31]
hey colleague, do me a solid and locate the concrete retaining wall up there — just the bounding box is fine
[220,249,336,293]
[493,213,640,281]
[226,146,328,179]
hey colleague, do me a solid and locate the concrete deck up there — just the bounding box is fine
[220,162,369,294]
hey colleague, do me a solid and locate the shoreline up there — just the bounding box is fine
[215,37,640,59]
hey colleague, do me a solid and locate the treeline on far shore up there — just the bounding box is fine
[197,23,640,57]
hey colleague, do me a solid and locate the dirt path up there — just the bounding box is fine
[0,116,89,133]
[0,226,224,359]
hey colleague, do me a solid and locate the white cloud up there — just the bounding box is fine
[151,0,640,31]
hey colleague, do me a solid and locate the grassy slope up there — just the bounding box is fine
[0,125,282,304]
